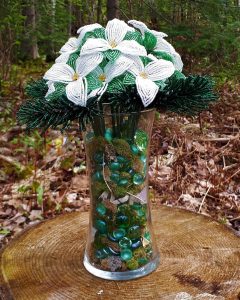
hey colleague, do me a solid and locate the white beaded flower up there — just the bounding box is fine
[55,24,103,64]
[87,55,133,97]
[128,19,183,71]
[128,57,175,107]
[81,18,146,57]
[43,53,103,106]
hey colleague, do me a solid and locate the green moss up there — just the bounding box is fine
[132,156,144,173]
[109,182,127,198]
[120,172,132,180]
[86,136,108,161]
[91,181,108,199]
[112,138,133,161]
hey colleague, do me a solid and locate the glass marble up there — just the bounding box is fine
[131,238,142,249]
[104,128,112,142]
[120,249,133,261]
[133,173,144,185]
[113,228,126,240]
[96,203,106,216]
[116,213,129,228]
[119,237,132,249]
[110,172,120,183]
[118,178,128,186]
[134,129,148,152]
[131,144,139,155]
[128,225,141,239]
[109,162,121,171]
[95,219,107,234]
[93,171,103,181]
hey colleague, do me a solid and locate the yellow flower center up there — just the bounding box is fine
[98,73,106,82]
[109,40,117,48]
[72,73,79,81]
[140,72,148,79]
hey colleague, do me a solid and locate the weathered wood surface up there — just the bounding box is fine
[0,207,239,300]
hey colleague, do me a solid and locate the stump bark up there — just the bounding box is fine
[0,207,239,300]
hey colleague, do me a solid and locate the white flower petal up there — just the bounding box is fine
[128,20,148,35]
[45,81,55,98]
[55,52,70,63]
[88,84,108,99]
[66,77,88,106]
[76,52,103,77]
[128,56,144,76]
[43,63,74,83]
[151,30,168,38]
[173,52,183,72]
[136,76,159,107]
[116,40,147,56]
[77,23,102,40]
[155,37,175,54]
[105,18,129,45]
[104,55,133,82]
[81,38,110,55]
[145,59,175,81]
[60,37,79,54]
[128,20,168,38]
[148,54,158,61]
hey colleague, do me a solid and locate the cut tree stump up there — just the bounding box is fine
[0,207,240,300]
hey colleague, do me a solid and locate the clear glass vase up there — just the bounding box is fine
[83,108,159,280]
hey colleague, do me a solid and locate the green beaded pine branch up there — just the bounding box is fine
[17,74,217,132]
[17,80,98,132]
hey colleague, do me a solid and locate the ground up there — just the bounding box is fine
[0,65,239,248]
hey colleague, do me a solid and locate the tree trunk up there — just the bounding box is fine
[97,0,102,23]
[107,0,119,21]
[1,207,240,298]
[21,0,39,60]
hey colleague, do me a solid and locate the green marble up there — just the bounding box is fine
[109,162,121,171]
[118,178,128,186]
[113,228,126,240]
[131,144,139,155]
[116,213,129,228]
[104,128,112,142]
[110,172,120,183]
[138,257,148,266]
[95,219,107,234]
[126,258,139,270]
[127,225,141,239]
[131,203,142,210]
[92,171,103,181]
[133,173,144,185]
[136,209,145,217]
[119,237,132,249]
[96,203,106,216]
[120,249,133,261]
[134,129,148,152]
[117,155,128,163]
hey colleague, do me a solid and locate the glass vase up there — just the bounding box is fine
[83,108,159,280]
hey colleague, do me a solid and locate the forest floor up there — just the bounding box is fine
[0,63,240,248]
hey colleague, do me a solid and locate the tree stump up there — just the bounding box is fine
[0,207,239,300]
